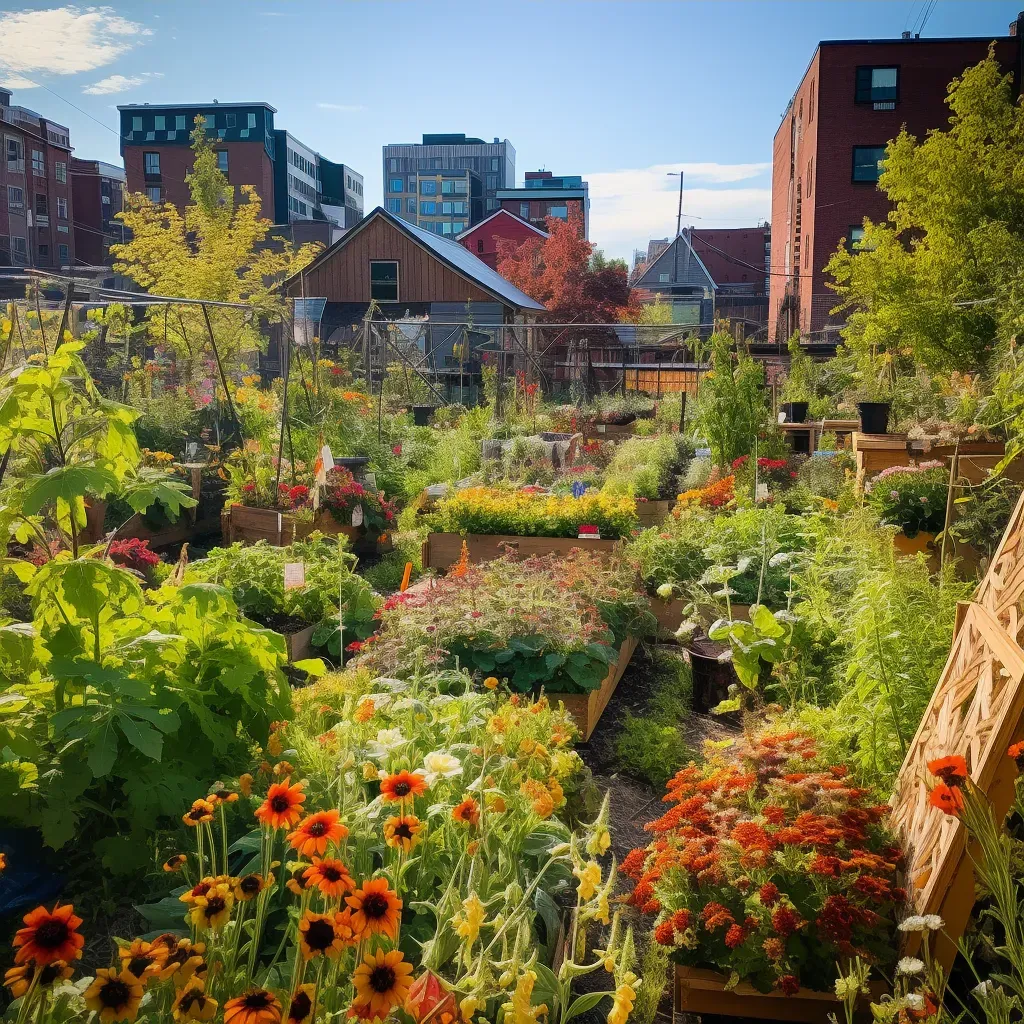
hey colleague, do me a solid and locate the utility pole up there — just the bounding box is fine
[675,171,684,239]
[667,171,684,289]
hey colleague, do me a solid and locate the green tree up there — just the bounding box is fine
[112,117,320,374]
[825,52,1024,374]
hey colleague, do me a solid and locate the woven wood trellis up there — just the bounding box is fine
[890,489,1024,969]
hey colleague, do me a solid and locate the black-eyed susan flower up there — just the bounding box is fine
[383,814,423,853]
[84,968,144,1023]
[346,878,402,939]
[255,779,306,830]
[303,857,355,899]
[223,988,283,1024]
[297,911,346,960]
[352,948,414,1018]
[156,937,207,987]
[451,797,480,827]
[234,873,271,902]
[163,854,188,873]
[118,938,168,985]
[189,886,234,932]
[287,809,348,857]
[208,788,239,806]
[183,799,215,827]
[4,961,73,999]
[379,770,427,804]
[286,983,315,1024]
[179,880,213,905]
[173,977,218,1022]
[13,903,84,965]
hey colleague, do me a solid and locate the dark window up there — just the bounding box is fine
[35,193,47,215]
[217,151,229,172]
[855,66,899,104]
[420,180,437,195]
[420,201,436,215]
[225,113,236,128]
[386,198,401,213]
[520,202,529,220]
[38,243,49,262]
[852,146,886,182]
[477,239,484,253]
[146,186,161,203]
[144,151,161,176]
[370,261,398,302]
[846,225,869,251]
[58,243,68,263]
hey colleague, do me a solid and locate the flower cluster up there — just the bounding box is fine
[321,467,398,534]
[865,461,948,538]
[676,474,735,511]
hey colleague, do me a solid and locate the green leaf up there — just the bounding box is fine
[292,658,326,677]
[565,992,611,1022]
[21,465,120,515]
[87,720,119,777]
[117,715,164,761]
[122,470,198,518]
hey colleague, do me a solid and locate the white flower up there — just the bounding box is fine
[973,980,995,998]
[366,728,407,758]
[905,993,924,1010]
[423,750,463,782]
[898,915,927,932]
[656,583,674,600]
[896,957,924,976]
[922,914,944,931]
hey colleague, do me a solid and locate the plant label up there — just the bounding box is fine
[351,504,364,527]
[596,424,607,434]
[756,482,769,501]
[186,442,199,459]
[578,525,601,540]
[321,445,335,474]
[363,472,377,491]
[778,412,787,424]
[284,562,305,590]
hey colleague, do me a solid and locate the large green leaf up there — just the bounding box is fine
[122,470,198,518]
[21,465,120,515]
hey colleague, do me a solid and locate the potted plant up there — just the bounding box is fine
[865,461,949,556]
[779,332,814,424]
[852,360,895,435]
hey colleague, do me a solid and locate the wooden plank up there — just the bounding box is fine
[558,636,637,740]
[424,532,622,571]
[635,499,672,528]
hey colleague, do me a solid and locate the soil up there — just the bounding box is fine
[249,610,311,635]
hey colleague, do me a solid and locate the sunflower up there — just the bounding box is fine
[173,978,218,1022]
[303,857,356,899]
[163,854,188,873]
[4,961,73,999]
[156,938,208,986]
[234,873,272,902]
[183,799,216,827]
[190,886,234,932]
[287,809,348,857]
[346,878,402,939]
[118,938,169,985]
[383,815,423,853]
[224,989,283,1024]
[451,798,480,827]
[13,903,85,965]
[298,910,347,960]
[379,770,428,804]
[287,984,316,1024]
[84,968,144,1023]
[352,948,415,1018]
[255,779,306,830]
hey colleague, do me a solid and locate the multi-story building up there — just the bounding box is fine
[690,225,770,296]
[273,130,319,223]
[496,170,590,238]
[0,87,74,269]
[70,158,125,266]
[318,160,363,229]
[769,16,1024,344]
[382,134,515,230]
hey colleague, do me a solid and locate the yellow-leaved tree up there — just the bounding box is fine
[112,116,320,377]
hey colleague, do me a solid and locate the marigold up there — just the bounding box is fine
[700,902,734,932]
[255,779,306,830]
[1009,741,1024,769]
[288,809,348,856]
[13,903,84,965]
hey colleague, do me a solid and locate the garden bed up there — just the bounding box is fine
[635,499,673,528]
[221,505,390,553]
[423,531,622,570]
[559,635,638,740]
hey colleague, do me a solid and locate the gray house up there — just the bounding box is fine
[632,230,716,328]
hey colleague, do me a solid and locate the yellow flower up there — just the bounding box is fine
[608,978,637,1024]
[504,971,547,1024]
[483,676,499,690]
[574,861,601,901]
[453,892,486,944]
[595,891,611,926]
[586,828,611,857]
[460,996,483,1021]
[547,777,564,808]
[362,762,380,781]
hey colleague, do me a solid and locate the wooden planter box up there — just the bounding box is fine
[652,596,687,633]
[558,636,637,741]
[674,966,883,1023]
[584,421,639,440]
[635,499,672,528]
[422,532,622,571]
[852,431,910,489]
[284,623,316,663]
[222,506,388,552]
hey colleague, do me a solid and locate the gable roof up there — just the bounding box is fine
[288,206,545,312]
[635,232,717,291]
[455,208,549,242]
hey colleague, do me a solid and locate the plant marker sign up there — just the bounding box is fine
[578,524,601,540]
[284,562,305,590]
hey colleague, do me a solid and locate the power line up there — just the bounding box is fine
[32,81,120,139]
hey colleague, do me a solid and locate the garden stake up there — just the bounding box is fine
[939,439,960,572]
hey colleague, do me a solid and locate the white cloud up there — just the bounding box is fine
[83,71,161,95]
[0,6,150,81]
[317,102,367,113]
[585,162,772,262]
[0,74,39,90]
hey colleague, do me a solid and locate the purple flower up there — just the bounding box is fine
[890,489,899,500]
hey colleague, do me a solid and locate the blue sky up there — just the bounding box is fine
[1,1,1020,261]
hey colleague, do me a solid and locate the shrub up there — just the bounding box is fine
[604,435,694,500]
[865,461,948,537]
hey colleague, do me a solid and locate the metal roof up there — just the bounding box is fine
[117,101,278,112]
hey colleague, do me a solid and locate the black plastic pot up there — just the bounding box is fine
[412,405,433,427]
[780,401,808,423]
[857,401,891,435]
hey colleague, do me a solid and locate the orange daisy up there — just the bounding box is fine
[303,857,356,899]
[452,798,480,827]
[379,770,428,804]
[383,815,423,853]
[346,878,402,939]
[224,989,282,1024]
[929,783,964,817]
[927,755,968,787]
[298,911,347,960]
[288,809,348,857]
[183,799,216,827]
[14,904,85,965]
[255,779,306,830]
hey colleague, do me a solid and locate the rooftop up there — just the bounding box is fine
[117,100,277,112]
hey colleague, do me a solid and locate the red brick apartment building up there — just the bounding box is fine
[71,159,124,266]
[769,14,1024,344]
[0,87,74,269]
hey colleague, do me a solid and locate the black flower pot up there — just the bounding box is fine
[780,401,808,424]
[412,405,433,427]
[857,401,891,435]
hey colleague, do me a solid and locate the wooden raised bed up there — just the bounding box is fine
[422,532,622,571]
[635,499,672,528]
[558,635,637,741]
[222,506,389,553]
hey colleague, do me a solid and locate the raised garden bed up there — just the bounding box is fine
[422,531,622,571]
[558,635,637,741]
[221,505,391,554]
[635,499,672,528]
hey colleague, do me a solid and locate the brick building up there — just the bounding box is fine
[0,87,74,269]
[769,15,1024,344]
[71,159,124,266]
[496,171,590,238]
[456,209,548,269]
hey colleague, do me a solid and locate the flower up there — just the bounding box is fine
[183,799,216,827]
[504,971,547,1024]
[298,910,348,960]
[656,583,674,599]
[352,948,414,1019]
[927,755,968,787]
[118,938,169,985]
[239,773,254,797]
[156,938,207,987]
[287,984,316,1024]
[452,797,480,826]
[224,989,283,1024]
[483,676,499,690]
[608,977,636,1024]
[422,751,463,782]
[778,975,800,996]
[384,814,423,852]
[255,779,306,830]
[208,787,239,805]
[13,903,85,965]
[173,978,218,1022]
[84,968,145,1023]
[163,854,187,873]
[303,857,356,899]
[1010,741,1024,769]
[898,915,927,933]
[928,783,964,816]
[346,877,402,938]
[922,914,944,931]
[453,892,486,943]
[574,861,602,901]
[4,961,73,999]
[288,809,348,856]
[380,770,428,803]
[897,957,925,976]
[234,873,271,902]
[190,886,234,932]
[405,970,457,1024]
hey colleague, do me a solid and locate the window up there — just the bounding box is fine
[57,197,67,219]
[442,180,454,194]
[407,197,416,214]
[809,79,816,122]
[370,261,398,301]
[217,151,229,172]
[225,113,236,128]
[11,236,27,264]
[38,243,49,262]
[441,201,452,214]
[548,205,568,219]
[420,201,436,214]
[485,174,497,189]
[6,137,24,172]
[146,186,162,202]
[389,178,403,193]
[486,198,498,211]
[477,239,484,253]
[452,201,465,215]
[855,66,899,105]
[659,273,670,283]
[454,180,467,194]
[490,157,499,171]
[31,150,44,176]
[442,222,453,235]
[132,116,143,132]
[388,158,399,171]
[386,198,402,213]
[407,176,417,191]
[420,180,437,195]
[58,244,68,264]
[177,115,187,130]
[452,221,465,234]
[57,225,68,233]
[520,202,529,220]
[7,185,23,209]
[431,157,442,169]
[247,113,256,129]
[55,161,66,183]
[852,145,886,182]
[154,115,166,131]
[35,194,47,216]
[144,151,161,176]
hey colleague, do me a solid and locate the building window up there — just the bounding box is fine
[520,202,529,220]
[225,113,236,128]
[386,198,402,213]
[370,261,398,301]
[389,178,403,193]
[441,201,452,214]
[31,150,44,176]
[548,205,568,219]
[852,145,886,182]
[131,116,143,132]
[846,225,872,251]
[485,174,497,189]
[420,201,436,215]
[407,197,416,214]
[58,243,68,264]
[441,180,454,195]
[144,151,161,176]
[452,201,465,215]
[454,180,467,194]
[809,78,815,122]
[442,222,453,235]
[57,225,68,234]
[420,180,437,195]
[659,273,670,283]
[217,151,229,172]
[203,115,214,132]
[855,66,899,105]
[477,239,484,253]
[146,186,162,202]
[388,158,399,171]
[6,138,24,172]
[55,161,66,183]
[490,157,499,171]
[154,115,166,130]
[486,198,498,211]
[35,194,47,216]
[11,236,27,264]
[57,197,67,219]
[38,243,49,263]
[176,115,187,130]
[452,221,465,234]
[7,186,23,208]
[247,113,256,129]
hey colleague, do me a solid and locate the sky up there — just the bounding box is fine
[1,0,1021,262]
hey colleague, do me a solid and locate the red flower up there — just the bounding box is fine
[700,902,734,932]
[927,755,968,787]
[392,444,402,455]
[654,920,675,945]
[724,924,746,948]
[771,906,801,938]
[928,783,964,817]
[778,975,800,996]
[1010,742,1024,769]
[758,882,779,906]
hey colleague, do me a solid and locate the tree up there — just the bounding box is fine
[825,52,1024,374]
[112,117,320,375]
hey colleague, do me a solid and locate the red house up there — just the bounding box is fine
[456,209,547,269]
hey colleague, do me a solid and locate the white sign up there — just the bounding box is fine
[756,482,769,501]
[185,442,199,459]
[351,504,364,528]
[321,445,335,474]
[284,562,306,590]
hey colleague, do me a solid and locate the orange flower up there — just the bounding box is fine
[288,809,348,856]
[224,989,282,1024]
[452,797,480,826]
[183,799,216,827]
[298,911,348,960]
[239,773,254,797]
[927,755,968,787]
[303,857,356,899]
[383,815,423,852]
[1009,742,1024,769]
[928,783,964,817]
[163,854,187,873]
[13,904,85,965]
[379,770,427,804]
[355,699,376,723]
[346,878,402,939]
[255,779,306,830]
